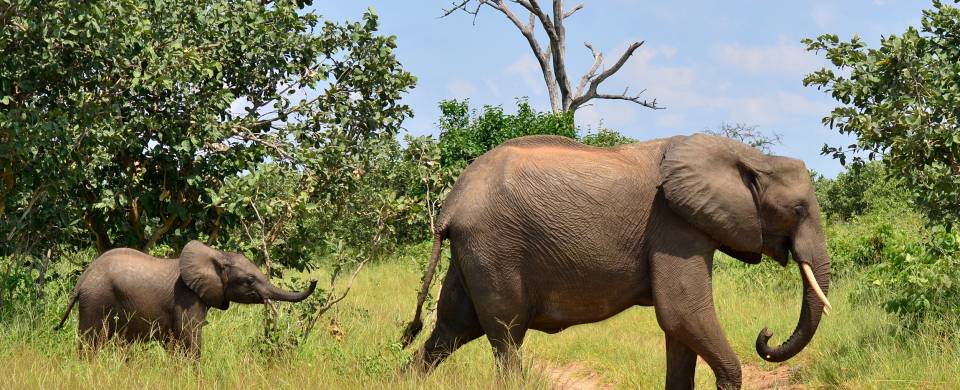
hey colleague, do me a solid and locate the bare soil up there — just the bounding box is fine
[741,363,806,390]
[532,359,612,390]
[533,358,806,390]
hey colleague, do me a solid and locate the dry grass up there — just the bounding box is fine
[1,251,957,389]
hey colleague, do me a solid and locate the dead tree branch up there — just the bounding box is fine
[442,0,661,113]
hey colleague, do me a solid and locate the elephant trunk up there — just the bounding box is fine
[756,216,831,362]
[264,280,318,302]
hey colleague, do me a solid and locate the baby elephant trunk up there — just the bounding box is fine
[264,280,318,302]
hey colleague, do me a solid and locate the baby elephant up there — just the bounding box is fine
[54,240,317,358]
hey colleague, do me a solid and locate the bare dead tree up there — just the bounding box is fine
[704,123,783,154]
[442,0,661,113]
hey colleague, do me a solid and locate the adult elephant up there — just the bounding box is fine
[400,134,831,389]
[55,240,317,358]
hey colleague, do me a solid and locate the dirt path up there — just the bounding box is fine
[741,363,805,389]
[532,359,612,390]
[697,358,806,389]
[533,358,805,389]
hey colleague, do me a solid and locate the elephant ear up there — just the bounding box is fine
[179,240,229,309]
[660,134,766,256]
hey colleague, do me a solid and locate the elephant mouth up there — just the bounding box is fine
[770,236,791,267]
[250,290,266,303]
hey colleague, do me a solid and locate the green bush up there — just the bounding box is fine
[868,227,960,327]
[438,98,577,172]
[822,192,958,327]
[579,128,637,147]
[815,162,911,222]
[825,206,925,277]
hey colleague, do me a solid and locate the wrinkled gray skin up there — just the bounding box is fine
[401,134,831,389]
[55,240,317,359]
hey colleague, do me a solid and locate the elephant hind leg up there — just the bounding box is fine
[411,261,484,373]
[77,300,118,356]
[483,316,528,374]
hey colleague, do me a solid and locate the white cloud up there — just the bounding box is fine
[611,43,828,127]
[771,91,829,115]
[483,78,503,98]
[714,41,820,75]
[446,79,478,99]
[497,41,827,133]
[575,105,604,129]
[711,92,830,126]
[658,45,678,59]
[573,44,692,130]
[812,5,836,29]
[655,113,687,128]
[505,55,544,95]
[618,44,699,107]
[576,103,638,130]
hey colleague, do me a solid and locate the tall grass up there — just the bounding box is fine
[1,250,957,389]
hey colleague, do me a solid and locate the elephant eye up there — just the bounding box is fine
[793,205,806,217]
[245,276,255,285]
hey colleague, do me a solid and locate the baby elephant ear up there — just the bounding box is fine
[179,240,228,309]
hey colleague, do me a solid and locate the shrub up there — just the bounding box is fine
[438,98,577,172]
[815,161,911,222]
[869,227,960,327]
[825,206,925,277]
[579,128,637,147]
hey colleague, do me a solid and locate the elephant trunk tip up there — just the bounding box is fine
[755,327,782,362]
[266,279,318,302]
[400,319,423,349]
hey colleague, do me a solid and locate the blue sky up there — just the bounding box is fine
[311,1,934,177]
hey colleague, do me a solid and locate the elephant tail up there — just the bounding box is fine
[400,225,448,348]
[53,292,78,331]
[54,267,91,331]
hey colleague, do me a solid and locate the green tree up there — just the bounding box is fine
[814,162,911,221]
[441,1,660,114]
[803,0,960,226]
[704,123,782,154]
[437,98,576,172]
[579,128,637,147]
[0,1,415,254]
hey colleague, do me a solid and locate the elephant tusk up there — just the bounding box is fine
[801,262,832,312]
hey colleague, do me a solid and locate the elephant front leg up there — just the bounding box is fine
[166,329,202,361]
[169,313,204,362]
[665,334,697,389]
[183,331,201,361]
[652,248,742,389]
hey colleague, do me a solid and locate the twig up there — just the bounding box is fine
[569,41,662,111]
[301,203,389,341]
[301,256,368,340]
[440,1,656,112]
[5,185,45,242]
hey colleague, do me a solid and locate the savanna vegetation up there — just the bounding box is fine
[2,0,960,388]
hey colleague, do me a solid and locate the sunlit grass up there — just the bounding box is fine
[1,250,957,389]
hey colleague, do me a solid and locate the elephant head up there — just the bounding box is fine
[660,133,832,362]
[179,240,317,310]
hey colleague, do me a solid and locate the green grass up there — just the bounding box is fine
[1,252,958,389]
